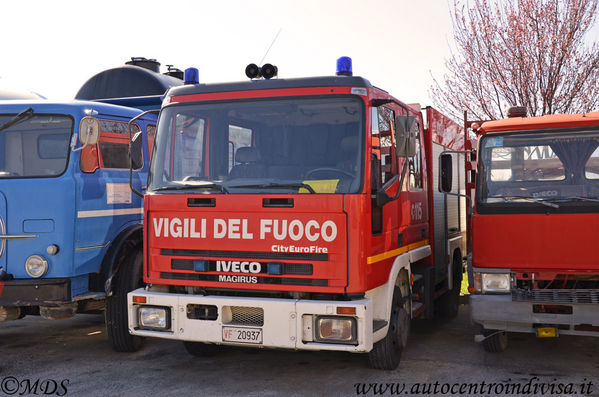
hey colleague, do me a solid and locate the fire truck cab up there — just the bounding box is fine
[127,58,468,369]
[443,107,599,352]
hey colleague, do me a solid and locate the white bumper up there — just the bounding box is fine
[127,288,373,352]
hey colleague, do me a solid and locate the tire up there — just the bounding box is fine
[437,257,462,320]
[106,247,144,352]
[481,329,508,352]
[183,342,218,357]
[368,286,410,370]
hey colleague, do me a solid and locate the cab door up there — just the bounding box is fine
[74,115,150,276]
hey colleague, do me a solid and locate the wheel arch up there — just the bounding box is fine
[366,252,411,341]
[100,223,143,295]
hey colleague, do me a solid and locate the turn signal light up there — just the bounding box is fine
[132,296,147,304]
[336,306,356,315]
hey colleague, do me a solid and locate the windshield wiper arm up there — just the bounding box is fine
[153,182,229,194]
[232,182,316,194]
[547,196,599,203]
[487,195,560,208]
[0,107,34,132]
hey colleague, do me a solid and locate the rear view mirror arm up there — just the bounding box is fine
[128,109,160,198]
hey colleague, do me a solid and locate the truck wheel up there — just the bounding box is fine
[481,329,508,352]
[183,342,217,357]
[368,287,410,370]
[106,248,144,352]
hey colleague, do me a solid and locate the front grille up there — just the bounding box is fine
[225,306,264,326]
[512,289,599,304]
[170,259,313,275]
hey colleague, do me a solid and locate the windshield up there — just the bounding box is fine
[0,114,73,178]
[149,97,364,194]
[477,129,599,211]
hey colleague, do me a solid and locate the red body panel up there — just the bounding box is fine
[145,194,349,292]
[473,213,599,273]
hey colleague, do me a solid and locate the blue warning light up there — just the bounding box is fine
[336,56,353,76]
[184,67,199,85]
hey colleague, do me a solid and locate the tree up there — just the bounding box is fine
[431,0,599,121]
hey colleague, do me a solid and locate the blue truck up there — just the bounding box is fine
[0,58,182,351]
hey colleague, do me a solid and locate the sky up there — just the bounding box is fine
[3,1,599,108]
[0,0,458,106]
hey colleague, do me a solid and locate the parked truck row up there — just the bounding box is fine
[1,57,597,370]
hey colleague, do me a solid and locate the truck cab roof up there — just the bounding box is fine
[167,76,374,97]
[481,111,599,134]
[0,100,156,120]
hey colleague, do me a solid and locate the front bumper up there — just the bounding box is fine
[128,288,373,352]
[0,278,70,306]
[470,293,599,336]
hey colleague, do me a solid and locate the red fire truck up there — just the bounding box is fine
[127,58,469,369]
[442,107,599,352]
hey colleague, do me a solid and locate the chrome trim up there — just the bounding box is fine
[0,216,5,258]
[77,208,143,218]
[75,242,110,251]
[0,234,39,240]
[0,216,39,259]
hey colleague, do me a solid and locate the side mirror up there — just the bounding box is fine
[72,117,100,152]
[439,153,453,192]
[394,115,416,158]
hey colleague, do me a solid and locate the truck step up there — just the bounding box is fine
[373,320,388,332]
[412,302,425,316]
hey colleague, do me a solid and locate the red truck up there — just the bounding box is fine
[126,58,469,369]
[442,106,599,352]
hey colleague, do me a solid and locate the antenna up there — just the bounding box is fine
[259,28,282,65]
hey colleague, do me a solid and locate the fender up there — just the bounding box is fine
[100,223,143,295]
[366,243,432,342]
[365,252,411,342]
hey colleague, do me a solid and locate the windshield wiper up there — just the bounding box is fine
[231,182,316,194]
[487,195,560,208]
[153,182,229,194]
[545,196,599,203]
[0,108,34,133]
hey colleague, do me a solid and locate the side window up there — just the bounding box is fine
[80,119,142,172]
[408,121,423,190]
[228,125,253,171]
[585,146,599,179]
[372,106,396,186]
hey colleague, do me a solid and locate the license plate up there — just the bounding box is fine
[222,326,263,344]
[536,327,558,338]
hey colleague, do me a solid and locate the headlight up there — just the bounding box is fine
[314,316,357,344]
[25,255,48,278]
[480,273,511,293]
[138,306,171,331]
